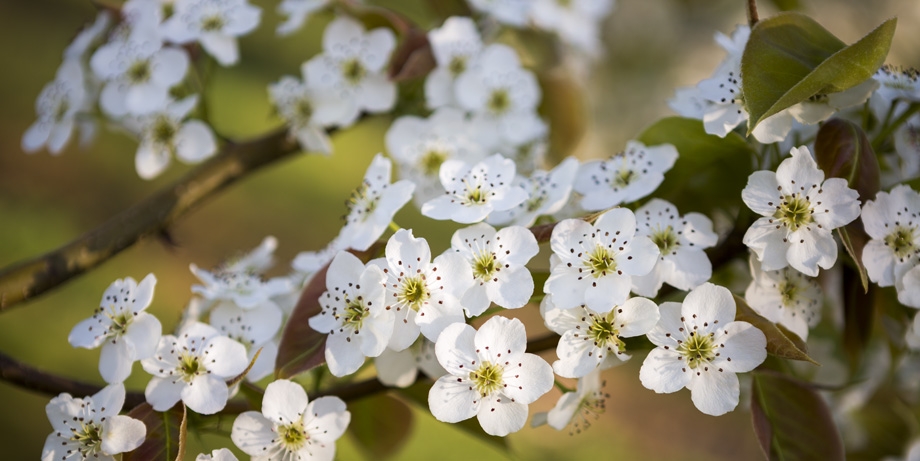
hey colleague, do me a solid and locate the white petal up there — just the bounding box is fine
[144,377,184,411]
[475,316,527,364]
[616,297,660,338]
[553,330,602,378]
[639,347,690,394]
[359,73,397,113]
[261,379,308,424]
[204,336,249,378]
[175,121,217,163]
[687,368,740,416]
[325,331,366,377]
[305,396,350,442]
[123,313,162,361]
[363,27,396,72]
[182,375,229,415]
[434,322,478,375]
[374,347,419,388]
[135,141,171,180]
[681,283,736,331]
[99,338,135,384]
[22,121,52,152]
[476,394,528,436]
[93,383,127,418]
[69,316,108,349]
[718,321,767,373]
[501,353,553,403]
[742,171,782,217]
[785,228,836,276]
[863,240,897,286]
[428,376,479,423]
[230,411,275,456]
[101,415,146,454]
[200,33,239,66]
[126,83,169,115]
[151,47,190,87]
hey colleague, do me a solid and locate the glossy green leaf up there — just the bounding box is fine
[734,295,817,364]
[751,370,845,461]
[348,393,414,459]
[637,117,755,213]
[742,13,895,132]
[123,403,184,461]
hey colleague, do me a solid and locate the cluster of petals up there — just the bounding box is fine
[422,153,528,224]
[276,0,330,36]
[574,141,678,211]
[532,369,609,434]
[338,154,415,252]
[861,184,920,307]
[375,338,445,388]
[487,157,579,227]
[161,0,262,66]
[745,257,822,341]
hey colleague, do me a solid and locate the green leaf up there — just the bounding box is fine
[742,13,895,132]
[734,294,818,364]
[637,117,755,214]
[123,403,184,461]
[348,393,414,459]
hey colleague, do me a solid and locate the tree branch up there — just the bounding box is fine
[0,128,300,311]
[747,0,760,27]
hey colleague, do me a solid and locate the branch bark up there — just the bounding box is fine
[0,128,299,311]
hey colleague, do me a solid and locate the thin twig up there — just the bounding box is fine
[747,0,760,27]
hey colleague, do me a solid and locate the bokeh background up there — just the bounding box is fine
[1,0,918,459]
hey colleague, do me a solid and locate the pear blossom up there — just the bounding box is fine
[870,65,920,120]
[425,16,483,109]
[573,141,678,211]
[223,235,279,275]
[190,261,293,309]
[742,146,861,276]
[545,207,660,312]
[861,185,920,290]
[542,294,659,378]
[303,16,397,127]
[429,316,554,436]
[69,274,161,384]
[370,229,471,350]
[268,73,348,155]
[487,157,579,227]
[42,384,146,461]
[385,107,486,206]
[532,369,609,434]
[339,154,416,252]
[639,283,767,416]
[231,379,350,461]
[893,114,920,180]
[745,258,822,341]
[276,0,329,36]
[308,251,394,377]
[210,301,283,382]
[141,321,249,414]
[196,448,239,461]
[374,338,445,388]
[22,59,88,155]
[668,85,709,119]
[455,44,546,149]
[124,95,217,179]
[161,0,262,66]
[897,265,920,308]
[449,223,539,316]
[421,153,529,224]
[788,79,879,125]
[466,0,533,27]
[531,0,614,56]
[631,199,719,297]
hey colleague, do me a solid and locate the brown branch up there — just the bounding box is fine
[747,0,760,27]
[0,128,299,311]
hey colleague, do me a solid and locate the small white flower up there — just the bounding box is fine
[531,0,614,56]
[741,146,861,276]
[276,0,329,36]
[161,0,262,66]
[339,154,415,252]
[425,16,483,109]
[190,261,293,309]
[370,229,471,350]
[267,74,343,154]
[22,59,88,155]
[42,384,146,461]
[231,379,350,461]
[897,265,920,309]
[532,369,609,434]
[745,257,822,341]
[543,294,658,378]
[124,95,217,179]
[639,283,767,416]
[893,114,920,181]
[870,65,920,120]
[450,222,539,316]
[466,0,533,27]
[788,79,878,125]
[668,85,709,119]
[573,141,678,211]
[308,251,394,377]
[861,185,920,288]
[69,274,161,384]
[210,301,283,382]
[196,448,239,461]
[141,321,249,414]
[428,316,554,436]
[487,157,579,227]
[374,338,445,388]
[545,207,660,312]
[223,235,279,275]
[303,16,397,127]
[421,153,529,224]
[631,199,719,297]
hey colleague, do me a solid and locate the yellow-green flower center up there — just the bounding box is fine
[108,311,132,336]
[342,299,367,329]
[295,98,313,120]
[465,185,487,205]
[342,59,366,85]
[773,194,813,231]
[448,56,467,76]
[487,89,511,115]
[585,245,616,278]
[279,420,308,451]
[472,251,497,281]
[127,60,151,84]
[178,352,204,381]
[678,332,716,370]
[421,149,448,176]
[650,226,679,255]
[470,361,504,396]
[885,226,917,259]
[72,421,104,456]
[587,314,626,352]
[201,15,224,31]
[613,168,637,188]
[152,116,177,145]
[399,276,429,311]
[778,280,799,307]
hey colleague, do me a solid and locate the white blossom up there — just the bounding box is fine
[161,0,262,66]
[276,0,329,36]
[267,74,344,154]
[196,448,239,461]
[487,157,579,227]
[861,185,920,292]
[788,79,878,125]
[893,114,920,181]
[573,141,678,211]
[897,265,920,309]
[142,321,249,414]
[449,223,539,316]
[531,0,614,56]
[303,16,397,127]
[190,261,293,310]
[870,65,920,120]
[223,235,279,275]
[545,207,659,312]
[466,0,533,27]
[374,338,445,388]
[421,153,528,224]
[22,59,88,155]
[742,146,861,276]
[42,384,146,461]
[308,251,394,377]
[339,154,415,252]
[231,379,349,461]
[425,16,483,109]
[210,301,283,382]
[69,274,161,384]
[631,199,719,297]
[428,316,553,436]
[531,369,609,434]
[745,258,822,341]
[639,283,767,416]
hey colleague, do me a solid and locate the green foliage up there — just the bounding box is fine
[742,13,895,133]
[348,393,414,459]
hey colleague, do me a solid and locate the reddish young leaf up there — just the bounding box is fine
[274,262,330,379]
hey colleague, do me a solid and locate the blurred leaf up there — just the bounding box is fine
[751,370,845,461]
[389,27,436,82]
[175,404,187,461]
[396,380,510,452]
[734,294,817,364]
[227,347,262,387]
[274,262,329,379]
[496,28,560,71]
[742,13,895,133]
[348,393,414,459]
[766,0,800,11]
[637,117,755,214]
[842,265,876,372]
[540,72,587,162]
[123,403,184,461]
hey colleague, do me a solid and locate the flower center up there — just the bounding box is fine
[587,314,626,352]
[470,361,504,396]
[885,226,917,260]
[108,311,132,337]
[127,60,151,84]
[341,59,366,85]
[584,245,616,278]
[420,149,448,176]
[347,183,378,222]
[471,250,497,281]
[201,15,224,31]
[650,225,679,255]
[295,98,313,121]
[278,420,308,451]
[151,116,177,145]
[448,56,467,76]
[72,421,104,456]
[178,352,205,382]
[487,89,511,115]
[53,99,70,121]
[613,168,637,188]
[399,276,429,311]
[463,184,488,205]
[773,194,813,231]
[778,279,799,306]
[342,298,367,329]
[678,332,716,370]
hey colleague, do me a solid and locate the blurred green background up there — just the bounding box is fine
[1,0,918,459]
